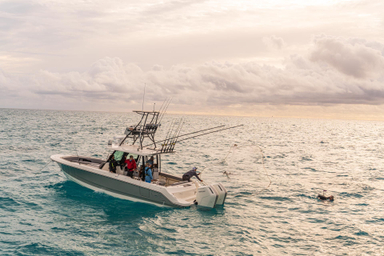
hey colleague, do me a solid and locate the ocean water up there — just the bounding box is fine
[1,108,384,255]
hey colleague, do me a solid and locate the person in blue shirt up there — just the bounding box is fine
[145,163,153,183]
[182,167,203,182]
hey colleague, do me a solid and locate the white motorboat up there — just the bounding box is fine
[51,109,241,208]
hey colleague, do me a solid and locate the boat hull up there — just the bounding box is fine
[51,155,192,208]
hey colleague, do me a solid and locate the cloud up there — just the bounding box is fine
[142,0,206,16]
[1,0,383,119]
[310,36,384,79]
[0,32,384,114]
[0,69,19,92]
[1,35,383,113]
[263,36,285,50]
[1,0,383,76]
[31,57,147,102]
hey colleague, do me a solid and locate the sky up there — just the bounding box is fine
[1,0,384,119]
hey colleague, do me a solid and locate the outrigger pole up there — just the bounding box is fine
[176,124,244,143]
[143,125,226,148]
[147,124,244,153]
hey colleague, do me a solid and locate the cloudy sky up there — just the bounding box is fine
[1,0,384,119]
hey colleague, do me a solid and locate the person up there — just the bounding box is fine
[146,156,154,167]
[182,167,202,182]
[120,153,128,167]
[109,155,117,173]
[140,165,145,181]
[125,155,137,178]
[144,163,153,183]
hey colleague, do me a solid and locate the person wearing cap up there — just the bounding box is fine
[146,156,154,167]
[182,167,203,182]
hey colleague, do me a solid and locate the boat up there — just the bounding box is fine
[51,108,242,208]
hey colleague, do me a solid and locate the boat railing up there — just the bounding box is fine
[125,124,160,136]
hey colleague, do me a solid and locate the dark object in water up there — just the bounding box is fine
[223,171,231,179]
[318,194,334,201]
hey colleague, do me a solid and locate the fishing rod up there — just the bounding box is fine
[197,166,206,175]
[159,97,169,113]
[165,118,183,152]
[159,97,172,124]
[162,119,178,152]
[167,119,184,152]
[144,125,225,148]
[158,98,167,114]
[161,119,177,152]
[157,98,168,123]
[169,123,182,152]
[164,119,175,141]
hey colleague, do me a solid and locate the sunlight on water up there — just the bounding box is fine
[1,108,384,255]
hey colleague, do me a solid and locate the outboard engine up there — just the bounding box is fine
[195,185,218,208]
[211,183,227,205]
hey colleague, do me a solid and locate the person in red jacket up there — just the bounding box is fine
[125,155,137,178]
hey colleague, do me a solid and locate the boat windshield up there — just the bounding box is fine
[114,151,125,161]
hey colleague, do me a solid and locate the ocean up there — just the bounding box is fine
[1,108,384,255]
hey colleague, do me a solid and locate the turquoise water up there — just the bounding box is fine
[1,108,384,255]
